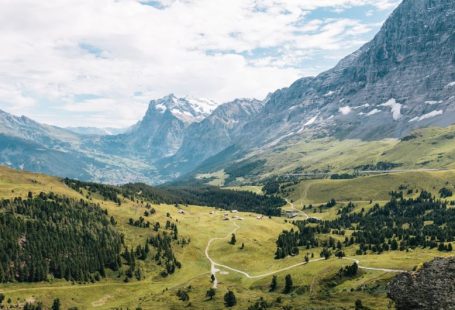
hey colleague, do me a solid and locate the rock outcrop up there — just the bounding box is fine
[388,257,455,310]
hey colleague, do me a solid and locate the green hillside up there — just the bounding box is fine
[0,166,454,309]
[204,125,455,186]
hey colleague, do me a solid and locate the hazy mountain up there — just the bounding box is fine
[160,98,263,177]
[0,109,158,184]
[88,94,219,161]
[66,126,127,136]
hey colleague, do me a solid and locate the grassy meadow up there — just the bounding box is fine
[0,166,454,309]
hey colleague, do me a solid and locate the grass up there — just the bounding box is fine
[287,169,455,206]
[0,166,454,309]
[201,125,455,185]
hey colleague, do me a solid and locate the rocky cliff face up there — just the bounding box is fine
[162,98,263,176]
[89,94,219,161]
[238,0,455,148]
[388,257,455,310]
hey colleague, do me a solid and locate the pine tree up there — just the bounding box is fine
[51,298,61,310]
[230,234,236,245]
[224,290,237,307]
[269,275,277,292]
[283,274,293,294]
[206,288,216,300]
[355,299,364,310]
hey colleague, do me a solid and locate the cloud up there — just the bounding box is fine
[0,0,399,127]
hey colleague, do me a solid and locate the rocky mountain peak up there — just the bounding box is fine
[147,94,219,124]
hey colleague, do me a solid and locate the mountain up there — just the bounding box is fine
[237,0,454,147]
[89,94,219,161]
[0,0,454,185]
[160,98,263,177]
[0,109,158,184]
[66,126,127,136]
[181,0,455,182]
[0,109,81,148]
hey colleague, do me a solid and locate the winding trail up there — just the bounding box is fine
[205,220,404,288]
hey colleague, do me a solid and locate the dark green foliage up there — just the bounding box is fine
[128,216,150,228]
[439,187,453,198]
[262,180,280,195]
[277,190,455,259]
[51,298,61,310]
[330,173,356,180]
[229,233,236,245]
[224,290,237,307]
[176,289,189,302]
[23,302,44,310]
[64,178,286,216]
[149,231,181,277]
[0,293,4,304]
[283,274,293,294]
[340,263,358,277]
[275,227,317,259]
[355,162,402,171]
[206,288,216,300]
[269,275,277,292]
[224,160,265,184]
[63,178,122,204]
[320,248,332,260]
[248,297,272,310]
[355,299,370,310]
[0,193,122,283]
[121,183,286,216]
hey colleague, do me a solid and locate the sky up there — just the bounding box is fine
[0,0,401,128]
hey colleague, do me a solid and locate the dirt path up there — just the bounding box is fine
[343,257,405,273]
[205,222,241,288]
[205,222,405,287]
[204,223,325,285]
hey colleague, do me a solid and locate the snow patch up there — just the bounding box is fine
[425,100,442,105]
[446,81,455,88]
[409,110,443,122]
[304,115,318,126]
[339,106,352,115]
[366,109,381,116]
[324,91,335,97]
[381,98,402,120]
[155,103,166,113]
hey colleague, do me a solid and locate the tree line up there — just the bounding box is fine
[275,189,455,259]
[63,178,286,216]
[0,192,123,283]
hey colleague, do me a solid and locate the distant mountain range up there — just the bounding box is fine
[0,0,454,184]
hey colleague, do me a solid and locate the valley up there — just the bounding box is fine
[1,166,455,309]
[0,0,454,309]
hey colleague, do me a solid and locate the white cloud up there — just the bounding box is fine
[0,0,399,127]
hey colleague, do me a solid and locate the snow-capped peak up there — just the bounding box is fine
[148,94,219,123]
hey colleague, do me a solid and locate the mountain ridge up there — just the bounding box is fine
[0,0,454,184]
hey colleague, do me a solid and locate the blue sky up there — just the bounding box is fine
[0,0,400,127]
